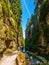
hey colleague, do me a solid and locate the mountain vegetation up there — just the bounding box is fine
[25,0,49,64]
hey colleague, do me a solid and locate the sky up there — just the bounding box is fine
[21,0,35,38]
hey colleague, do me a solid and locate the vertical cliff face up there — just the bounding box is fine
[0,1,6,52]
[0,1,26,65]
[0,0,23,53]
[0,0,17,53]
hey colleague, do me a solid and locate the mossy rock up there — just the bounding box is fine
[0,4,3,18]
[2,0,9,14]
[0,39,6,52]
[17,51,26,65]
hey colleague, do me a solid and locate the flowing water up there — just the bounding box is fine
[0,51,18,65]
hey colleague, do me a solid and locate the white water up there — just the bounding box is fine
[0,51,18,65]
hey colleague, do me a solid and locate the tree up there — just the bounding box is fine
[25,0,49,64]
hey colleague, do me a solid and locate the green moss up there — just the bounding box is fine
[2,0,8,13]
[3,49,12,54]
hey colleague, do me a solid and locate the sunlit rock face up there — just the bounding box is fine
[0,0,23,55]
[0,51,18,65]
[0,1,17,53]
[0,1,26,65]
[0,51,26,65]
[0,3,6,52]
[0,55,16,65]
[17,51,26,65]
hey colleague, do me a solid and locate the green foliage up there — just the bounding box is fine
[25,14,41,52]
[18,23,24,45]
[25,0,49,62]
[39,0,49,22]
[10,0,22,21]
[27,51,47,63]
[2,0,8,13]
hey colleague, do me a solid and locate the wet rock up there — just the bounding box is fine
[17,51,26,65]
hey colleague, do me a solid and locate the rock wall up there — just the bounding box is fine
[0,51,26,65]
[0,0,26,65]
[0,0,19,53]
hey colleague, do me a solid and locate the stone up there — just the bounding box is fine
[17,51,26,65]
